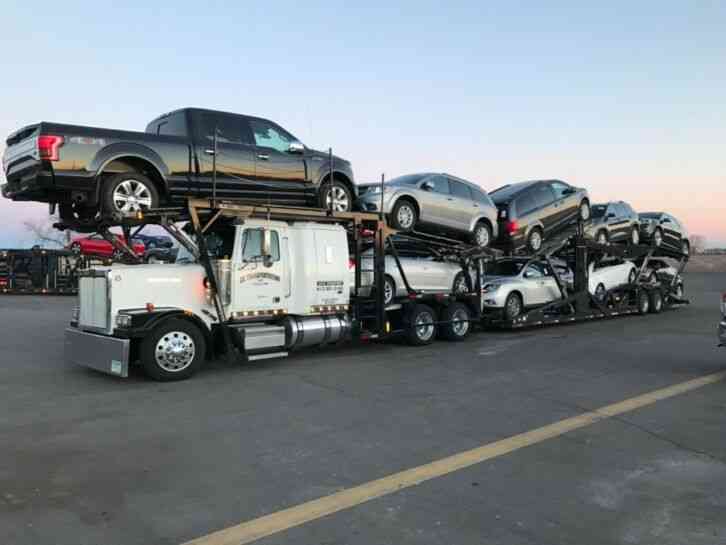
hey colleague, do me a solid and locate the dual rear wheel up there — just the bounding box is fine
[404,303,471,345]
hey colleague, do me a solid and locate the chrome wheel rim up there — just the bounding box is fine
[384,279,394,305]
[506,295,521,318]
[113,179,153,213]
[451,308,469,336]
[155,331,195,372]
[396,204,415,229]
[325,185,350,212]
[580,202,590,221]
[530,231,542,251]
[414,311,435,341]
[475,225,489,247]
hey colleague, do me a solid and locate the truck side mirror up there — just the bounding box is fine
[262,229,274,268]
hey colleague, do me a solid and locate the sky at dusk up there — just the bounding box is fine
[1,1,724,246]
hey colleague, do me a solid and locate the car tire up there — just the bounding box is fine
[319,179,353,213]
[472,221,492,248]
[452,271,469,294]
[503,292,523,320]
[526,228,544,253]
[579,200,591,221]
[594,283,607,303]
[648,290,663,314]
[596,230,609,245]
[382,275,396,306]
[637,290,650,315]
[102,173,159,218]
[140,318,206,381]
[70,242,82,255]
[653,227,663,247]
[390,199,418,231]
[628,268,637,284]
[631,226,640,245]
[404,304,437,346]
[439,302,471,341]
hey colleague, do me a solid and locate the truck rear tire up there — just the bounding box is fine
[102,172,159,218]
[637,290,650,315]
[439,302,471,341]
[404,304,437,346]
[648,290,663,314]
[140,318,206,381]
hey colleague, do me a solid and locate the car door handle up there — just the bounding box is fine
[204,149,216,156]
[257,154,270,161]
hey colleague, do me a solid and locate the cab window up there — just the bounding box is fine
[240,229,280,262]
[156,112,188,137]
[449,180,473,200]
[197,113,254,146]
[249,118,298,153]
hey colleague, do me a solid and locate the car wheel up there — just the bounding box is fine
[503,292,523,320]
[70,242,82,255]
[102,173,159,218]
[320,180,353,212]
[628,268,637,284]
[681,240,690,255]
[439,302,471,341]
[140,318,206,381]
[112,249,125,261]
[526,228,543,253]
[631,226,640,245]
[383,275,396,306]
[637,290,650,314]
[579,200,591,221]
[596,230,609,245]
[452,272,469,294]
[594,283,607,302]
[653,227,663,247]
[390,199,418,231]
[472,221,492,248]
[649,290,663,313]
[405,304,437,346]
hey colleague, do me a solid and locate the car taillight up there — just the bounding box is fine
[507,221,518,235]
[37,135,64,161]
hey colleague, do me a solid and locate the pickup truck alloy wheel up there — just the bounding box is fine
[103,173,159,217]
[141,318,205,381]
[473,222,492,247]
[322,182,352,212]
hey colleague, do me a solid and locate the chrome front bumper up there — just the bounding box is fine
[64,327,130,378]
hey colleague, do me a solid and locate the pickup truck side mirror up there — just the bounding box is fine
[288,142,305,154]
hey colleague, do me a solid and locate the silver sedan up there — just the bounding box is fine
[358,173,499,247]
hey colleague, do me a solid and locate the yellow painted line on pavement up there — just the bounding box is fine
[183,370,726,545]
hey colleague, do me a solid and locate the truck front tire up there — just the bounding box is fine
[140,318,206,381]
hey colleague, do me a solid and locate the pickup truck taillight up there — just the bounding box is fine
[37,135,64,161]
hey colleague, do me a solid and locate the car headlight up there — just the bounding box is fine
[482,282,501,293]
[115,314,132,328]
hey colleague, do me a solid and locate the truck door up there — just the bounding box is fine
[230,226,287,313]
[192,111,257,197]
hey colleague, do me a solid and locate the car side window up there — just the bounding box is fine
[532,184,556,209]
[240,229,280,262]
[423,175,450,195]
[550,181,570,200]
[157,112,188,137]
[249,118,297,153]
[472,187,494,207]
[524,263,544,278]
[198,113,254,146]
[515,191,537,216]
[449,180,473,200]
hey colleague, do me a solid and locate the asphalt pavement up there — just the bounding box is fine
[1,273,725,545]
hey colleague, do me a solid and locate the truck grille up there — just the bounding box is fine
[79,273,110,331]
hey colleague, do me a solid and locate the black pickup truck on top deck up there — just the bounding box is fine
[1,108,356,230]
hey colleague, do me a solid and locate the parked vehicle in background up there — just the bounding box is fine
[69,234,145,259]
[144,246,179,264]
[638,258,684,298]
[586,201,640,245]
[480,258,569,319]
[490,180,590,253]
[639,212,690,254]
[1,108,355,230]
[588,258,637,301]
[357,173,498,247]
[132,233,174,249]
[351,246,468,305]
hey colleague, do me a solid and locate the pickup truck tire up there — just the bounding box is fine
[439,302,471,341]
[405,304,437,346]
[319,180,353,212]
[140,318,205,381]
[102,173,159,218]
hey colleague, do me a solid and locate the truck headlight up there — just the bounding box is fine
[71,307,80,322]
[116,314,132,328]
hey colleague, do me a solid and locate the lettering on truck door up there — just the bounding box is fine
[231,227,286,313]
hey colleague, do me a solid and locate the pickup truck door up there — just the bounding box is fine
[247,117,308,206]
[192,111,257,197]
[230,226,286,313]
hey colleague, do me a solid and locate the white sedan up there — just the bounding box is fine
[589,259,638,301]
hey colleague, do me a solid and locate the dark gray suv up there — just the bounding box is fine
[586,201,640,245]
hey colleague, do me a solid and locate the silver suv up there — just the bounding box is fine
[358,173,499,247]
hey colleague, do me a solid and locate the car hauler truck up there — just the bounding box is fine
[64,198,489,380]
[63,197,688,381]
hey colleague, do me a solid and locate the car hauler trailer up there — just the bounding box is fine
[64,198,494,380]
[0,248,80,294]
[481,221,689,329]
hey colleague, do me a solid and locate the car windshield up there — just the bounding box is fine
[388,174,430,186]
[488,260,526,276]
[489,181,532,202]
[591,205,607,218]
[640,212,662,219]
